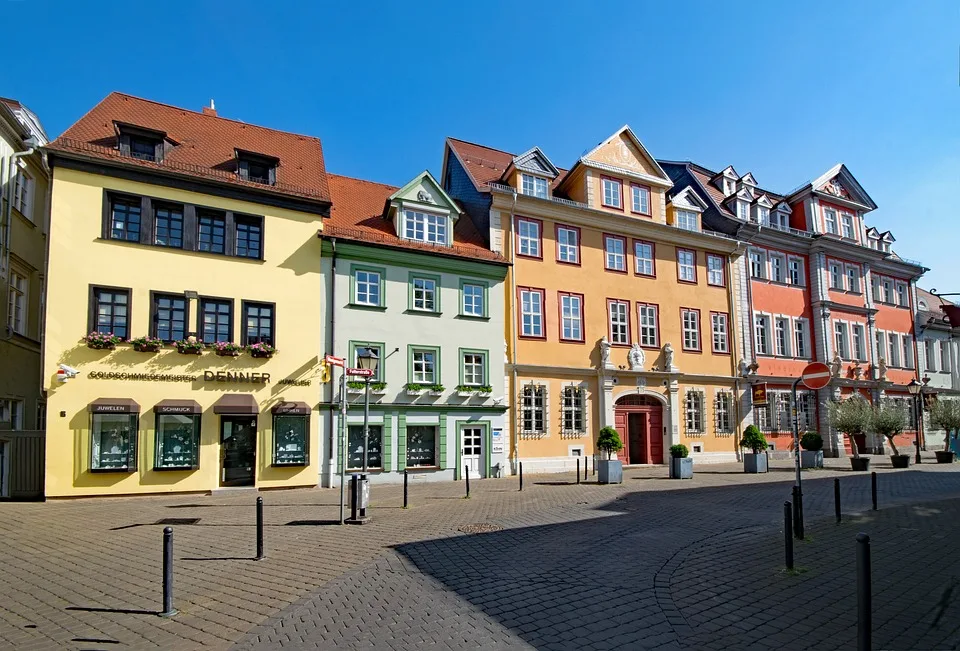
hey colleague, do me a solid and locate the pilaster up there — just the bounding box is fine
[668,379,680,447]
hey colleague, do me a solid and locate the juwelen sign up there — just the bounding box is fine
[800,362,832,390]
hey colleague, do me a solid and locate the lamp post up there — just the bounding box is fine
[356,348,380,472]
[908,378,922,464]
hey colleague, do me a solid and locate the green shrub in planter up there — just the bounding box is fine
[597,427,623,460]
[596,426,623,484]
[800,432,823,451]
[740,425,767,454]
[669,444,689,459]
[669,444,693,479]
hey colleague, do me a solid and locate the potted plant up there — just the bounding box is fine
[130,335,163,353]
[428,384,445,396]
[827,398,873,471]
[174,337,204,355]
[85,331,122,350]
[800,432,824,469]
[370,381,388,395]
[456,384,492,398]
[669,444,693,479]
[346,381,365,395]
[740,425,769,473]
[213,341,243,357]
[248,342,276,359]
[405,383,425,396]
[596,426,624,484]
[929,399,960,463]
[872,401,911,468]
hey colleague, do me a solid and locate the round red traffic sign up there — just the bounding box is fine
[801,362,832,390]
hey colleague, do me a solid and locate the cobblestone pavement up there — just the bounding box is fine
[2,456,960,650]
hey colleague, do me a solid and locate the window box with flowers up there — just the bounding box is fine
[131,335,163,353]
[456,384,492,398]
[427,384,445,396]
[85,332,123,350]
[347,381,388,395]
[174,338,205,355]
[214,342,243,357]
[405,383,426,396]
[248,342,276,359]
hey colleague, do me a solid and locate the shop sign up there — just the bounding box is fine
[752,383,768,406]
[491,428,504,454]
[92,404,129,413]
[87,368,312,386]
[88,371,196,382]
[203,371,271,384]
[156,406,195,414]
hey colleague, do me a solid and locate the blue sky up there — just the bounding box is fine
[6,1,958,290]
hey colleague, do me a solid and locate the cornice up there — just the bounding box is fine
[510,363,737,384]
[578,159,673,188]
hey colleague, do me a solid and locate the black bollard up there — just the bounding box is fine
[783,502,794,570]
[857,533,872,651]
[584,456,588,481]
[403,470,409,509]
[465,465,470,498]
[255,496,264,561]
[350,474,359,521]
[576,458,581,484]
[835,478,842,524]
[791,486,804,540]
[519,462,523,492]
[871,472,878,511]
[160,527,176,617]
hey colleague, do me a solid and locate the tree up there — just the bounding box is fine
[596,426,623,460]
[871,400,908,457]
[929,399,960,452]
[826,398,872,459]
[740,425,767,454]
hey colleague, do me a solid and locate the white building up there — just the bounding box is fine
[916,288,960,448]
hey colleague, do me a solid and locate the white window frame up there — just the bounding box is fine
[556,226,579,264]
[355,269,381,306]
[888,332,901,368]
[604,236,626,272]
[771,211,789,231]
[637,304,658,348]
[685,390,705,434]
[682,309,700,351]
[676,210,699,232]
[609,300,629,345]
[754,314,771,355]
[517,219,541,258]
[840,213,855,239]
[788,257,804,286]
[794,318,810,358]
[462,351,486,386]
[411,276,437,312]
[403,209,448,245]
[852,324,866,362]
[824,208,838,234]
[903,335,914,370]
[635,241,654,276]
[896,282,908,307]
[631,185,650,214]
[462,283,484,317]
[835,321,850,359]
[707,255,724,286]
[677,250,696,282]
[559,293,583,342]
[749,250,766,279]
[520,384,546,435]
[941,341,952,373]
[520,289,544,338]
[845,265,861,294]
[7,271,27,335]
[738,201,749,220]
[775,317,791,357]
[715,392,733,433]
[601,178,622,209]
[411,349,437,384]
[711,313,729,353]
[13,167,32,219]
[770,253,785,284]
[561,386,586,435]
[925,340,937,372]
[521,173,548,199]
[829,261,844,290]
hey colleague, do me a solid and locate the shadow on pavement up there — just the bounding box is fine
[66,606,157,616]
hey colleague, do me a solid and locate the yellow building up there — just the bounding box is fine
[443,127,747,472]
[42,93,330,497]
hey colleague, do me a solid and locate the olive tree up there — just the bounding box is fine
[826,398,872,458]
[929,399,960,451]
[871,400,908,456]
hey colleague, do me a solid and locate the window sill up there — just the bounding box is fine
[97,237,264,262]
[13,208,37,228]
[348,303,387,312]
[404,309,442,317]
[272,462,308,468]
[347,467,383,473]
[153,465,199,472]
[405,466,440,471]
[90,467,136,474]
[456,314,489,321]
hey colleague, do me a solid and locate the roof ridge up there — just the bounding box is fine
[447,136,516,158]
[327,173,399,191]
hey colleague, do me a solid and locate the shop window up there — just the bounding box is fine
[91,413,138,472]
[406,425,437,467]
[348,424,383,470]
[274,414,309,466]
[155,414,200,470]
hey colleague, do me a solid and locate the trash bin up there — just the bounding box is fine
[348,473,371,523]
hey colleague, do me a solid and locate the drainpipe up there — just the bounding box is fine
[326,238,338,486]
[505,190,519,474]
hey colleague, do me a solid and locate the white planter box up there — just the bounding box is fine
[456,390,475,398]
[347,387,364,395]
[406,389,425,397]
[372,387,388,396]
[428,390,444,397]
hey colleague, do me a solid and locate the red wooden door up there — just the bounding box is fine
[614,410,628,462]
[648,411,663,464]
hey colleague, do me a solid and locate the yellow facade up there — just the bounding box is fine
[43,167,325,497]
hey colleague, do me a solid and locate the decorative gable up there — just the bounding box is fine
[578,125,672,187]
[385,170,461,247]
[754,194,774,208]
[810,163,877,210]
[671,186,709,212]
[510,147,559,180]
[739,172,758,187]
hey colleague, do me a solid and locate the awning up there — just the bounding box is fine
[88,398,141,414]
[154,399,202,415]
[271,401,311,415]
[212,394,260,415]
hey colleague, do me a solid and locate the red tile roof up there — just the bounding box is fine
[322,174,506,264]
[447,137,567,190]
[46,92,330,203]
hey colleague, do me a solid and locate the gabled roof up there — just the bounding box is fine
[387,170,461,218]
[790,163,877,211]
[444,137,568,193]
[46,92,330,203]
[754,194,774,208]
[504,146,560,180]
[661,160,788,221]
[669,185,709,212]
[564,125,671,189]
[712,165,739,184]
[739,172,758,186]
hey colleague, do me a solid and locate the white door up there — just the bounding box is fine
[462,427,483,479]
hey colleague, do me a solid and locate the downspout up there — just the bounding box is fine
[326,237,337,484]
[506,190,519,474]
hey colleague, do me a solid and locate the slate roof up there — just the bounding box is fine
[447,137,568,191]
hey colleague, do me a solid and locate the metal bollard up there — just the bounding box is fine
[519,462,523,492]
[871,472,878,511]
[350,474,359,521]
[857,533,872,651]
[465,466,470,498]
[783,502,794,571]
[835,478,842,524]
[576,458,580,484]
[160,527,176,617]
[359,473,368,518]
[403,470,409,509]
[584,456,588,481]
[255,496,264,561]
[791,486,804,540]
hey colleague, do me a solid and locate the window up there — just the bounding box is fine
[197,211,226,254]
[519,288,544,338]
[788,258,804,286]
[875,331,884,360]
[200,298,232,343]
[13,168,31,216]
[872,277,882,302]
[601,177,622,209]
[853,324,866,362]
[675,210,699,232]
[350,343,384,382]
[846,266,861,293]
[711,312,729,353]
[516,218,541,258]
[561,387,586,434]
[942,341,952,373]
[0,398,24,430]
[608,300,630,345]
[883,279,893,304]
[559,293,584,342]
[152,294,187,342]
[634,240,655,276]
[738,202,749,220]
[604,235,626,272]
[406,425,437,467]
[129,135,159,161]
[903,336,914,369]
[520,384,546,434]
[715,392,733,433]
[637,304,659,347]
[685,391,704,434]
[243,302,274,346]
[631,185,650,215]
[926,340,937,372]
[521,174,548,198]
[681,309,700,351]
[795,319,809,358]
[462,351,486,386]
[770,254,785,283]
[896,283,908,307]
[824,208,838,234]
[110,196,141,242]
[770,210,789,230]
[776,318,791,357]
[796,392,815,431]
[841,213,855,239]
[354,267,383,307]
[758,207,770,224]
[707,255,725,286]
[235,216,262,259]
[677,249,696,283]
[749,250,766,279]
[888,333,901,367]
[829,262,843,289]
[7,271,26,335]
[556,225,580,264]
[238,153,276,185]
[411,348,437,384]
[91,412,138,472]
[755,315,771,355]
[411,276,438,312]
[348,425,383,470]
[274,414,309,466]
[154,204,183,248]
[155,412,201,470]
[461,282,485,317]
[835,322,849,359]
[755,402,771,431]
[92,287,130,339]
[404,210,447,245]
[775,393,793,431]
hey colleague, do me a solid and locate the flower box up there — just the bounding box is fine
[213,342,244,357]
[131,336,163,353]
[405,384,426,396]
[248,342,276,359]
[174,339,204,355]
[85,332,122,350]
[455,385,492,399]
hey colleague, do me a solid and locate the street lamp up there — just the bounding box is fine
[356,348,380,472]
[907,378,922,464]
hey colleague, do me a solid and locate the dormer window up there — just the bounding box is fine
[403,209,448,245]
[823,208,838,234]
[130,136,159,161]
[737,202,749,220]
[236,150,278,185]
[770,210,789,231]
[724,179,735,196]
[758,206,769,224]
[116,122,166,163]
[675,210,699,232]
[521,174,548,199]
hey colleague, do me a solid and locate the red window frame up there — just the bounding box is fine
[557,291,585,343]
[633,239,656,277]
[516,286,546,340]
[514,216,543,260]
[676,248,698,284]
[600,175,623,211]
[636,302,660,349]
[706,254,726,287]
[607,298,631,347]
[629,183,652,216]
[554,223,581,266]
[680,307,702,353]
[603,233,628,274]
[710,311,730,354]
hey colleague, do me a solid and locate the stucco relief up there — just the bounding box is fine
[589,135,655,176]
[628,343,645,370]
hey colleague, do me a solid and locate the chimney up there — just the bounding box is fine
[202,99,217,117]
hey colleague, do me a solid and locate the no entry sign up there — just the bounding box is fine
[800,362,832,390]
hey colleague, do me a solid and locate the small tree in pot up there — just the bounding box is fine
[872,400,910,468]
[800,432,824,469]
[669,444,693,479]
[596,426,624,484]
[826,398,873,470]
[929,399,960,463]
[740,425,768,473]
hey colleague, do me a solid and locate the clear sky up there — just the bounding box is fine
[6,1,958,291]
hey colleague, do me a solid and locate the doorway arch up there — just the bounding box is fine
[614,394,665,465]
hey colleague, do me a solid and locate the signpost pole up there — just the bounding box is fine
[338,369,347,525]
[792,376,804,540]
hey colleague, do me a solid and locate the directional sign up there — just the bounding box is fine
[324,355,345,367]
[800,362,832,390]
[346,367,374,377]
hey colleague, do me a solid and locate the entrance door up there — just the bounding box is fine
[220,416,257,487]
[628,414,647,464]
[461,426,483,479]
